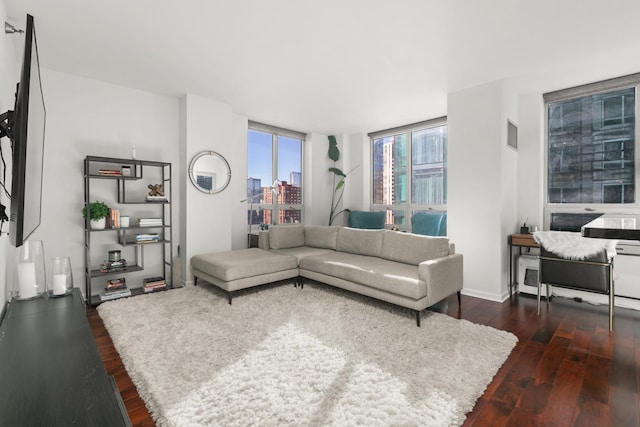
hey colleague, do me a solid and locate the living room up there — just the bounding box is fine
[1,1,640,425]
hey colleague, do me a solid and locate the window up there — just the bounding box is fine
[370,118,447,230]
[247,122,305,229]
[544,73,640,228]
[546,79,638,206]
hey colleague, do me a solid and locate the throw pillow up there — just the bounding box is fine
[305,226,339,249]
[269,225,305,249]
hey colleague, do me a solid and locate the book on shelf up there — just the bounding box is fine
[146,195,167,202]
[135,233,159,242]
[99,288,131,301]
[105,277,127,292]
[138,218,163,226]
[143,276,167,292]
[98,169,122,176]
[100,259,128,273]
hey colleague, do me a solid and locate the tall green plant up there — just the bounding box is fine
[328,135,357,225]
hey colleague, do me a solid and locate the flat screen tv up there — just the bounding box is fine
[7,14,46,247]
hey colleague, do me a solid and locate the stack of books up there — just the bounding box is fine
[107,209,122,228]
[98,169,122,176]
[139,218,163,227]
[135,233,159,243]
[100,259,128,273]
[99,277,131,301]
[143,276,167,293]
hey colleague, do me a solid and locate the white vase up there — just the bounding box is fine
[91,218,106,230]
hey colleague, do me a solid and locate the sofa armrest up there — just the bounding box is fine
[419,253,463,305]
[258,231,270,250]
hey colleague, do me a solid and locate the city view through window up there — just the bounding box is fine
[372,124,447,226]
[247,129,302,226]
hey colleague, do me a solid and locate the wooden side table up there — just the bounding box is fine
[508,233,539,296]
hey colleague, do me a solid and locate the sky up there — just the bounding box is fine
[247,130,301,186]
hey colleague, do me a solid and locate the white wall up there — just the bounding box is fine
[0,1,17,306]
[23,70,179,299]
[448,79,518,301]
[304,132,331,226]
[179,94,251,284]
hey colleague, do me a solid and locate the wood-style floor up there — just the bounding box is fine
[87,290,640,427]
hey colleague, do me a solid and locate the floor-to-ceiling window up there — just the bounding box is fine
[247,121,305,231]
[370,117,447,231]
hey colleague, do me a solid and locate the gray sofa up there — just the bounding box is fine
[259,225,463,326]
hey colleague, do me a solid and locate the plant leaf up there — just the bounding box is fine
[329,167,346,177]
[328,135,340,162]
[335,180,345,190]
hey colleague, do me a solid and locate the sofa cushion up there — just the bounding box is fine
[269,225,304,249]
[299,251,427,300]
[336,228,385,258]
[381,231,450,265]
[191,248,298,281]
[304,226,339,249]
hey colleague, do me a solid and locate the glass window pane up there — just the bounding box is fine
[277,208,302,224]
[411,126,447,205]
[372,133,406,205]
[247,130,273,204]
[277,136,302,205]
[547,87,635,204]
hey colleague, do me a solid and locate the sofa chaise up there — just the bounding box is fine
[191,225,463,326]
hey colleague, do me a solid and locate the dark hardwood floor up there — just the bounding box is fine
[87,290,640,427]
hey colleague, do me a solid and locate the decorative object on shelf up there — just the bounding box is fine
[108,250,121,262]
[82,201,110,230]
[146,184,167,202]
[188,150,231,194]
[47,256,73,297]
[14,240,46,300]
[120,216,130,227]
[121,165,131,176]
[327,135,357,225]
[147,184,164,197]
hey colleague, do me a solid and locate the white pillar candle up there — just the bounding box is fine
[52,273,67,295]
[18,262,37,299]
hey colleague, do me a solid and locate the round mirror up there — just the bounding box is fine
[188,151,231,194]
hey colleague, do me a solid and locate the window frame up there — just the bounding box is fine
[543,73,640,229]
[247,121,305,230]
[369,117,447,231]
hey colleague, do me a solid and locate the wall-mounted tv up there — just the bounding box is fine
[2,14,46,247]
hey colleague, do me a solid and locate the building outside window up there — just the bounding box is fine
[247,122,304,230]
[370,117,447,230]
[544,74,640,228]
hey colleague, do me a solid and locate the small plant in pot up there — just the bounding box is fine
[82,201,110,229]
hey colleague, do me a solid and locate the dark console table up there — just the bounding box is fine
[0,288,130,426]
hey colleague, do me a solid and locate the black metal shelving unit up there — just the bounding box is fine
[83,156,172,306]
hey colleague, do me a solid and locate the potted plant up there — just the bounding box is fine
[82,201,110,229]
[327,135,358,225]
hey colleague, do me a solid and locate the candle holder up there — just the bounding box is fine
[47,257,73,297]
[13,240,46,300]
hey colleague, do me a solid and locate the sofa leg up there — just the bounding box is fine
[415,310,421,327]
[227,292,232,305]
[457,291,461,306]
[194,276,198,286]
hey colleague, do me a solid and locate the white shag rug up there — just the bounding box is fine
[98,283,517,427]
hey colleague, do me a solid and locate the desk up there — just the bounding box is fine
[582,213,640,240]
[508,233,539,296]
[0,289,130,426]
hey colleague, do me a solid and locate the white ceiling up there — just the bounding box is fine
[5,0,640,135]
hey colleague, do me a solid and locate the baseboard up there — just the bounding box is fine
[460,288,506,303]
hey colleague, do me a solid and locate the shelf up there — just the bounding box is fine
[84,155,173,307]
[89,264,144,278]
[89,285,171,307]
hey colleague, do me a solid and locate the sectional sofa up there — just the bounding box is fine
[191,225,463,326]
